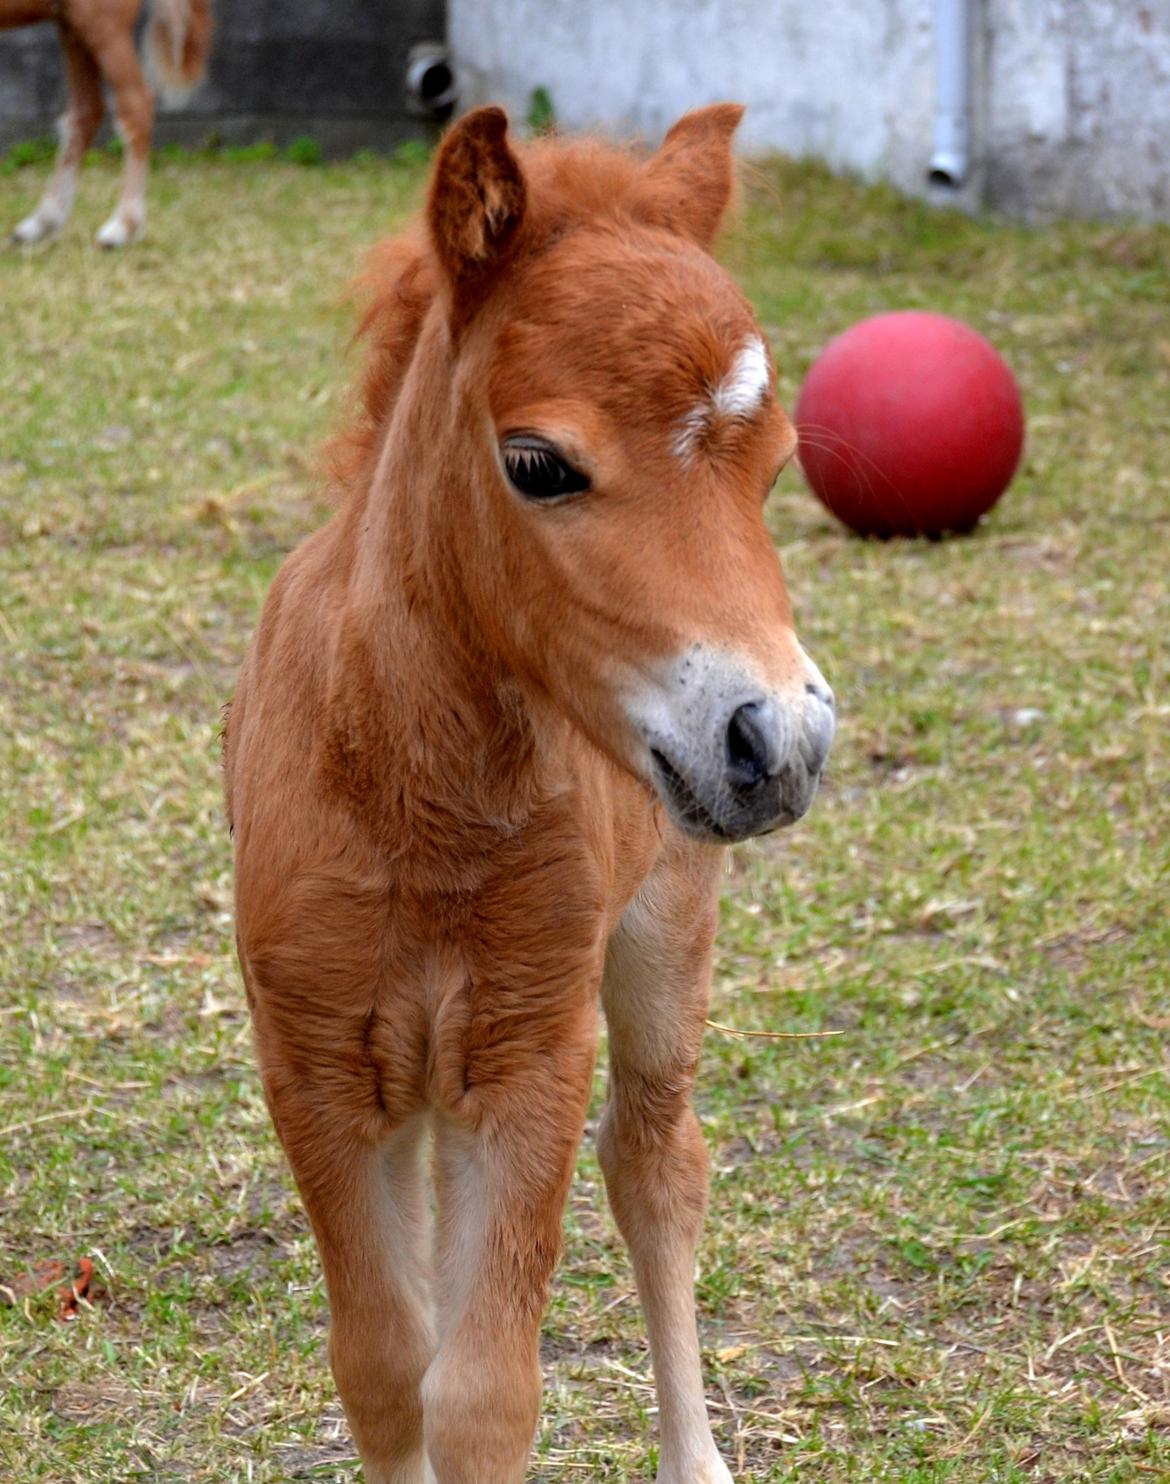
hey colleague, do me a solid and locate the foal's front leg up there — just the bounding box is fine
[425,978,599,1484]
[599,834,732,1484]
[258,1064,436,1484]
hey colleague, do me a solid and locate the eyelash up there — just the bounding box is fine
[501,437,591,502]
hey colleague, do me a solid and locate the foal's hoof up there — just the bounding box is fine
[656,1456,735,1484]
[95,215,141,249]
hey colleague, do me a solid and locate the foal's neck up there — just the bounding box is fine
[329,408,550,863]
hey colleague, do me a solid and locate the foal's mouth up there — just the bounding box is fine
[650,749,735,842]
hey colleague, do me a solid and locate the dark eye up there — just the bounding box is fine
[501,435,590,501]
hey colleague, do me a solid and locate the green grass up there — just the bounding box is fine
[1,149,1167,1482]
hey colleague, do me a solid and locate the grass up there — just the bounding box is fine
[0,146,1167,1482]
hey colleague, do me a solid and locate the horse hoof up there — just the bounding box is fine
[12,216,58,245]
[95,217,140,249]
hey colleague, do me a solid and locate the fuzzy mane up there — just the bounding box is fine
[325,134,721,501]
[325,226,439,497]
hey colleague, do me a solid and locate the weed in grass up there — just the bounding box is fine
[0,135,56,173]
[393,139,433,169]
[220,140,281,166]
[527,86,558,135]
[285,135,324,167]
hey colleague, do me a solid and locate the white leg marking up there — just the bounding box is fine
[634,1235,734,1484]
[13,113,80,243]
[431,1115,487,1345]
[96,130,148,247]
[602,884,734,1484]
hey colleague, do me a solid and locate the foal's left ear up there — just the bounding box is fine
[428,106,527,327]
[638,103,745,249]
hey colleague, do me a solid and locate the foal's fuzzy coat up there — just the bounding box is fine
[224,105,834,1484]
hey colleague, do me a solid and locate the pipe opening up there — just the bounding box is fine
[415,60,454,104]
[405,44,458,117]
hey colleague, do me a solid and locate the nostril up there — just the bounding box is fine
[805,681,835,710]
[726,701,778,789]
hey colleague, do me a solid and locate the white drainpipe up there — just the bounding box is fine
[929,0,972,187]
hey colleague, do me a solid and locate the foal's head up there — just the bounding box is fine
[369,105,834,843]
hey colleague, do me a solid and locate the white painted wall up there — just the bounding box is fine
[980,0,1170,218]
[449,0,1170,220]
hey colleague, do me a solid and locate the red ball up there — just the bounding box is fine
[794,310,1024,538]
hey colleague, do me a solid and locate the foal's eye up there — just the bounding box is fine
[501,436,590,502]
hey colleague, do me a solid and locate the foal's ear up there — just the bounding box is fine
[428,106,527,326]
[638,103,745,249]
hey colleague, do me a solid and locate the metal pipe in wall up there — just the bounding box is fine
[929,0,972,187]
[405,43,458,118]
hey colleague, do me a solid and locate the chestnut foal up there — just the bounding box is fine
[224,104,835,1483]
[3,0,212,246]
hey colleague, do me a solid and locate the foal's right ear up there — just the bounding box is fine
[638,103,745,249]
[427,106,527,328]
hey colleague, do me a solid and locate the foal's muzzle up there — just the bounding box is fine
[632,649,835,844]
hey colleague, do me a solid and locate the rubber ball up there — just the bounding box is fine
[794,310,1024,537]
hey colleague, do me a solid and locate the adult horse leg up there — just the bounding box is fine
[88,22,154,246]
[425,984,598,1482]
[12,26,103,244]
[261,1072,436,1484]
[598,835,734,1484]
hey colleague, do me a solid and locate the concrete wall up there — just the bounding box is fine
[981,0,1170,218]
[0,0,447,154]
[448,0,1170,220]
